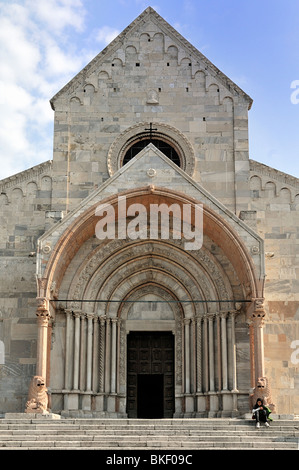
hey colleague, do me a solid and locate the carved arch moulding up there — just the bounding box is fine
[65,238,235,317]
[107,122,196,177]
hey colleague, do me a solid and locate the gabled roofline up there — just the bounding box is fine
[50,6,253,110]
[0,160,52,191]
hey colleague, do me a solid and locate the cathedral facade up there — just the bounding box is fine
[0,7,298,418]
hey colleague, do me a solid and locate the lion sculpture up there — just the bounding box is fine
[25,376,49,414]
[249,376,275,412]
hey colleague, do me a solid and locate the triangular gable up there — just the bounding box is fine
[50,6,252,110]
[39,143,263,254]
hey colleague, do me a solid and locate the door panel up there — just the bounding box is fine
[127,332,174,418]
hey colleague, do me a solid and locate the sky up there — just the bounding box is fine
[0,0,299,181]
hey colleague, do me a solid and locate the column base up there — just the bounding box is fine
[196,393,206,414]
[208,392,219,417]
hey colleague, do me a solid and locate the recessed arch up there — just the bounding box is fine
[40,186,263,418]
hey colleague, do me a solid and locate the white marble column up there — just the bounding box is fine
[184,318,191,394]
[86,314,93,392]
[79,313,86,390]
[208,313,215,392]
[221,312,228,391]
[105,318,111,393]
[64,309,72,390]
[73,311,81,391]
[203,315,209,392]
[230,311,238,392]
[196,316,202,393]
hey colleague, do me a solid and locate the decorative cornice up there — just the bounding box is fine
[249,159,299,191]
[0,160,52,192]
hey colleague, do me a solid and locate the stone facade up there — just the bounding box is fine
[0,7,298,417]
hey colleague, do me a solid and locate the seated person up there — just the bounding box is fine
[252,398,272,428]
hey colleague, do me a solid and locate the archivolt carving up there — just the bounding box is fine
[66,237,234,314]
[107,122,195,177]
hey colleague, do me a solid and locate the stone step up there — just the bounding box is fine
[0,441,297,450]
[0,418,298,450]
[0,427,298,436]
[0,433,297,443]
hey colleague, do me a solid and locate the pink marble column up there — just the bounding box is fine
[36,297,51,380]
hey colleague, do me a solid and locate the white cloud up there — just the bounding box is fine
[28,0,86,34]
[0,0,90,180]
[96,26,120,45]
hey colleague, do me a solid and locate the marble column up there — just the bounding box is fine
[196,316,205,414]
[99,316,106,393]
[105,318,111,394]
[207,313,219,416]
[35,297,50,380]
[203,315,209,393]
[92,316,99,392]
[86,314,93,392]
[73,311,81,391]
[252,302,266,380]
[208,313,215,392]
[110,318,117,394]
[95,315,106,412]
[220,312,228,391]
[184,318,191,394]
[196,316,203,394]
[230,311,238,392]
[64,309,72,390]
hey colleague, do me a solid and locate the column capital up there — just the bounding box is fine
[85,313,94,320]
[206,312,216,320]
[220,311,229,319]
[72,310,83,318]
[36,297,50,325]
[36,297,49,313]
[249,298,266,326]
[252,298,265,314]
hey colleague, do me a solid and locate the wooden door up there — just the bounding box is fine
[127,332,174,418]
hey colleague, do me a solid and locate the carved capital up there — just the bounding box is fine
[36,297,50,325]
[36,297,49,312]
[220,311,228,319]
[73,310,82,319]
[253,298,265,313]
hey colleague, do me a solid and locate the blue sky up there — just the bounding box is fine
[0,0,299,180]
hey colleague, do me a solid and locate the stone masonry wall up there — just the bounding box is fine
[249,160,299,414]
[0,161,55,414]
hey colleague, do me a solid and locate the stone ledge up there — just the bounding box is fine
[4,413,61,420]
[243,413,296,420]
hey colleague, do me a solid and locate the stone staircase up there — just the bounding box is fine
[0,417,298,450]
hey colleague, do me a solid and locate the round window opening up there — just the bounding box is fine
[122,138,181,167]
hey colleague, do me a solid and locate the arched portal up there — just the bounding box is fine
[35,187,264,418]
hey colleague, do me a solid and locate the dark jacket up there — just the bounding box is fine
[252,398,273,420]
